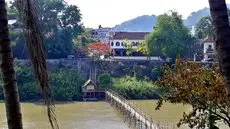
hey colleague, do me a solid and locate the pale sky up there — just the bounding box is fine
[64,0,230,28]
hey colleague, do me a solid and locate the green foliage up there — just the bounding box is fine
[151,67,163,81]
[98,73,113,89]
[50,69,85,101]
[123,39,149,56]
[113,76,162,99]
[145,11,194,59]
[37,0,83,35]
[45,29,74,58]
[157,58,230,128]
[9,0,84,59]
[195,16,214,39]
[6,3,18,20]
[61,5,83,35]
[74,28,97,48]
[136,41,149,55]
[15,65,40,101]
[123,40,136,56]
[0,65,86,101]
[10,30,28,58]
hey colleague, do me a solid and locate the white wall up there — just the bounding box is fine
[203,42,214,54]
[109,40,142,49]
[203,42,215,61]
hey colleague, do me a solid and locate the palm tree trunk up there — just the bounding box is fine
[0,0,23,129]
[209,0,230,96]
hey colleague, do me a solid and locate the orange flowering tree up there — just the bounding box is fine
[84,42,110,59]
[157,58,230,129]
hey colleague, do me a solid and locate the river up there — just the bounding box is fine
[0,100,228,129]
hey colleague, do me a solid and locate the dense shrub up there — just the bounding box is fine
[50,69,85,101]
[15,65,40,101]
[113,76,162,99]
[150,67,164,81]
[97,73,113,89]
[0,65,165,101]
[0,65,86,101]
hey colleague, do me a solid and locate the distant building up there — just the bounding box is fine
[203,38,215,62]
[91,25,113,42]
[109,32,149,56]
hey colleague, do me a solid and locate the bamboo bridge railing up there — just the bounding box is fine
[105,89,170,129]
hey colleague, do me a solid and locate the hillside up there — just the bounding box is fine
[113,5,230,32]
[184,7,210,27]
[113,15,157,32]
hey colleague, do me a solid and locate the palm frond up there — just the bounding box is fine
[16,0,59,128]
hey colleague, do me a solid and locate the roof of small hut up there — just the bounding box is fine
[82,79,97,88]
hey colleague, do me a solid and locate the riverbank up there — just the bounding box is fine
[0,65,164,101]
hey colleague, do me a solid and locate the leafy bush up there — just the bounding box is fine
[15,65,40,101]
[0,65,86,101]
[113,76,162,99]
[50,69,85,101]
[98,73,113,89]
[151,67,164,81]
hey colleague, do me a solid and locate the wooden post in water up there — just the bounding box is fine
[144,117,147,129]
[150,118,153,129]
[129,109,132,127]
[134,112,137,128]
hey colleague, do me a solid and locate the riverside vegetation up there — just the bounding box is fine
[0,64,164,101]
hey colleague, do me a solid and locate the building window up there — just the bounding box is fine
[116,42,120,46]
[208,45,212,49]
[136,42,139,46]
[121,42,124,46]
[111,42,114,46]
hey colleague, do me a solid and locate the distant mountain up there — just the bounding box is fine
[184,7,210,28]
[113,15,157,32]
[184,4,230,27]
[113,4,230,32]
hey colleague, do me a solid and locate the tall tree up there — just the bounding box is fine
[145,11,193,60]
[195,16,215,39]
[157,59,230,128]
[9,0,83,59]
[0,0,23,129]
[208,0,230,96]
[84,42,110,60]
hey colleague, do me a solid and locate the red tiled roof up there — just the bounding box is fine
[111,32,149,40]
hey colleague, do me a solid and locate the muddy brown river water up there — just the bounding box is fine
[0,100,228,129]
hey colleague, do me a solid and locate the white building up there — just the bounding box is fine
[203,38,215,62]
[109,32,149,56]
[91,26,113,42]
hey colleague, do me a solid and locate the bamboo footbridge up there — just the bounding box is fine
[105,89,169,129]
